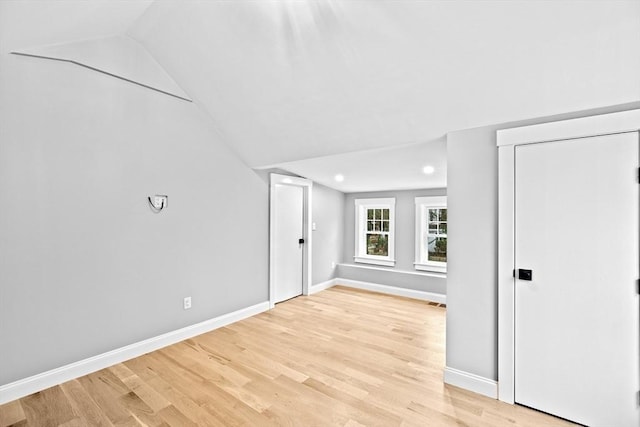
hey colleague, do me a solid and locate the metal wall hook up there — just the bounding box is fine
[148,195,168,213]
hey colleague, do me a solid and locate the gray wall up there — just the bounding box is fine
[445,101,640,382]
[0,54,269,385]
[446,127,499,380]
[342,189,446,294]
[336,264,446,295]
[311,184,345,285]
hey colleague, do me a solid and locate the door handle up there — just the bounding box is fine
[298,238,305,244]
[518,269,533,281]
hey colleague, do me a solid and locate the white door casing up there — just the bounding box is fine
[269,174,312,308]
[273,184,304,303]
[514,133,639,426]
[497,110,640,414]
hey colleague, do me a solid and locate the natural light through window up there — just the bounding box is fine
[354,198,395,266]
[415,196,447,273]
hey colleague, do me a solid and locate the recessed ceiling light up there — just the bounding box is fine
[334,174,344,182]
[423,166,435,174]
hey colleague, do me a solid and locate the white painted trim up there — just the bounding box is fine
[496,109,640,404]
[0,301,269,405]
[497,144,516,404]
[497,109,640,147]
[335,278,446,304]
[414,196,448,272]
[269,173,313,309]
[270,173,311,187]
[307,277,446,304]
[353,256,395,267]
[444,367,498,399]
[339,262,446,279]
[354,198,396,266]
[309,279,337,294]
[414,263,446,274]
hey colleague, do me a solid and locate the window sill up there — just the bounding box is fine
[414,262,447,274]
[354,256,396,267]
[340,263,446,278]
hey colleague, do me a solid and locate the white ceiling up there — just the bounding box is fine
[0,0,153,53]
[3,1,639,193]
[275,138,447,193]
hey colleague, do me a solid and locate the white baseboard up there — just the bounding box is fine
[335,278,446,304]
[0,301,270,405]
[444,366,498,399]
[309,279,337,295]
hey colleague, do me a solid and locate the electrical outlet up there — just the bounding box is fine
[312,222,317,231]
[183,296,192,310]
[331,262,336,269]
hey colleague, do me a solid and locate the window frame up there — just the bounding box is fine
[414,196,447,273]
[354,198,396,267]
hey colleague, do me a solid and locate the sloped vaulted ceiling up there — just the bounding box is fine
[0,0,154,53]
[3,1,639,192]
[128,0,640,174]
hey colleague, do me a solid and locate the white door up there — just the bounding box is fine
[514,132,639,427]
[273,184,304,303]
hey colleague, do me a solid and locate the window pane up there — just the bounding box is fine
[367,209,374,220]
[428,223,438,233]
[428,236,447,262]
[373,221,381,231]
[367,221,374,231]
[429,209,439,221]
[382,209,389,220]
[367,234,388,256]
[382,220,389,232]
[374,209,382,220]
[439,209,447,221]
[439,222,447,234]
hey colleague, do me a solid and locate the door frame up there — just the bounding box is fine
[496,109,640,404]
[269,173,313,309]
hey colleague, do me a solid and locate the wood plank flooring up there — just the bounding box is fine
[0,286,577,426]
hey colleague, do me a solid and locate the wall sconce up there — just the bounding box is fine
[148,195,168,213]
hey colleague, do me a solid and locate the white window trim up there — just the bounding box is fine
[414,196,447,273]
[354,198,396,267]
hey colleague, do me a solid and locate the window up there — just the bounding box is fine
[415,196,447,272]
[354,198,395,266]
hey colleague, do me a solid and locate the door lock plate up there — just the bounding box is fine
[518,269,533,281]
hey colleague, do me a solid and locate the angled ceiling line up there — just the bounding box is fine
[10,51,192,102]
[257,135,448,170]
[123,23,255,166]
[118,38,246,164]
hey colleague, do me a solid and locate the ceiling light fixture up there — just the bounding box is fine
[334,174,345,182]
[423,166,435,174]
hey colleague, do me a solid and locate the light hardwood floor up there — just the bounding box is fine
[0,286,577,427]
